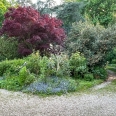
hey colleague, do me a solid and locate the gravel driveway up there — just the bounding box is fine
[0,89,116,116]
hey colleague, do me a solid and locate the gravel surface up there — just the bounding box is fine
[92,82,111,90]
[0,89,116,116]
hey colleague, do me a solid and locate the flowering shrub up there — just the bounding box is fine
[0,6,66,56]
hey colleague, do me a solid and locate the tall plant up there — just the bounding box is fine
[53,2,84,34]
[0,6,66,56]
[65,21,116,68]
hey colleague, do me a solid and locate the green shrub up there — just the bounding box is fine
[105,47,116,63]
[0,66,35,91]
[65,21,116,68]
[18,66,35,86]
[27,52,49,81]
[92,67,108,80]
[0,36,19,61]
[106,64,116,72]
[112,59,116,64]
[84,73,94,81]
[69,52,87,78]
[27,52,70,78]
[26,52,48,79]
[47,53,70,77]
[0,0,10,27]
[0,59,25,76]
[26,52,41,75]
[0,76,22,91]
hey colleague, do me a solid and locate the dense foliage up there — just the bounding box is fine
[0,6,66,56]
[69,52,87,78]
[0,0,115,95]
[0,0,10,27]
[53,2,84,33]
[0,52,77,94]
[84,0,116,27]
[0,36,19,61]
[65,21,116,68]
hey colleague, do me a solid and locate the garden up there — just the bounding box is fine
[0,0,116,95]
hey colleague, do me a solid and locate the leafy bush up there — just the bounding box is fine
[0,76,22,91]
[112,59,116,64]
[0,36,19,61]
[0,52,70,79]
[26,52,70,78]
[26,76,77,94]
[26,52,41,75]
[0,59,25,76]
[66,21,116,68]
[26,52,49,81]
[106,64,116,72]
[48,53,70,77]
[105,47,116,63]
[69,52,87,78]
[0,6,66,56]
[92,67,108,80]
[84,73,94,81]
[18,66,35,86]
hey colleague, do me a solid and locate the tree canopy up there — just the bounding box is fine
[84,0,116,27]
[0,0,10,27]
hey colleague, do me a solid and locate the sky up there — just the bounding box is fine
[31,0,62,5]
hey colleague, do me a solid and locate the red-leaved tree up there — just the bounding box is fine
[0,6,66,56]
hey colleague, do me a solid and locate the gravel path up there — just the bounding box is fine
[0,70,116,116]
[0,89,116,116]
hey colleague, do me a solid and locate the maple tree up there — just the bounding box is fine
[0,6,66,56]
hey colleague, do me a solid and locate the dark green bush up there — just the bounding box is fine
[105,48,116,63]
[65,21,116,68]
[0,36,19,61]
[92,67,108,80]
[112,59,116,64]
[84,73,94,81]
